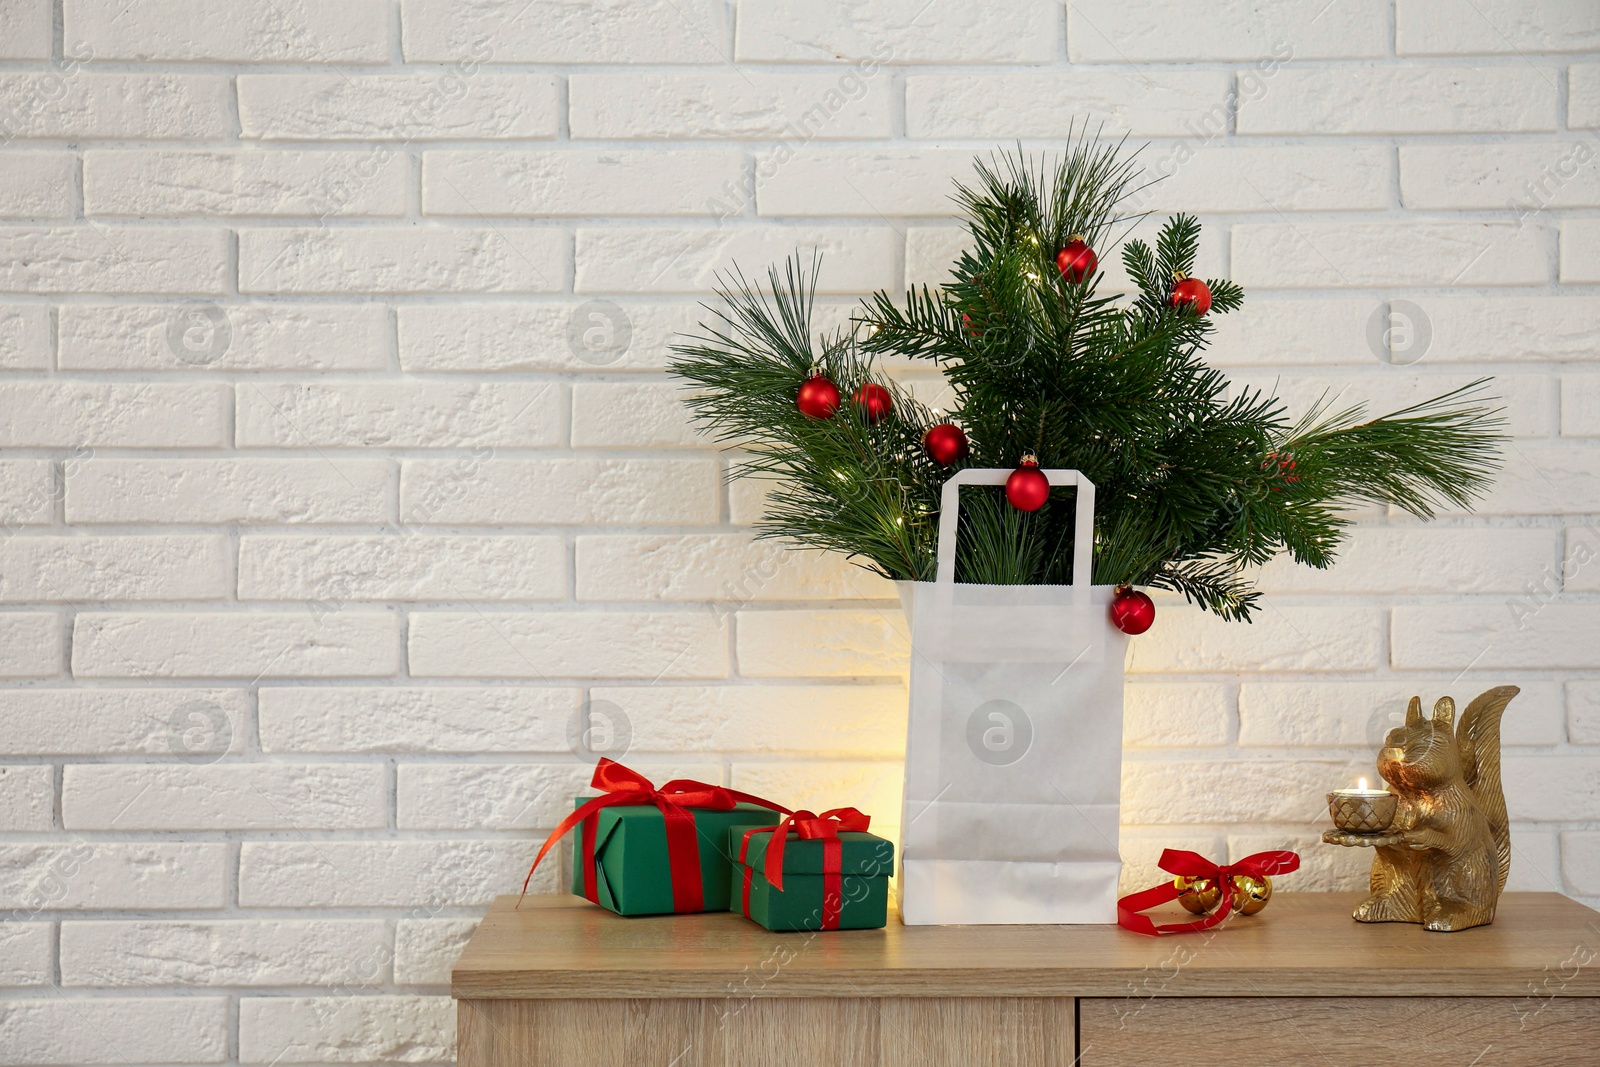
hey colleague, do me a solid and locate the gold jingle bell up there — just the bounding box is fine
[1174,873,1273,916]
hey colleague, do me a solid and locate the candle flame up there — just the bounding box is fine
[1358,777,1368,791]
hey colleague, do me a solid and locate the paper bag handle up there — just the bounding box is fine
[934,469,1096,586]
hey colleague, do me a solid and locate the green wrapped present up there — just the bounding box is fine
[518,759,783,917]
[732,808,894,931]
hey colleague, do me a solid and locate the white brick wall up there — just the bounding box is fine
[3,1,1598,1064]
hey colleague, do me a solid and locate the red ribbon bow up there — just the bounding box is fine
[518,758,786,913]
[1116,848,1301,936]
[738,808,871,931]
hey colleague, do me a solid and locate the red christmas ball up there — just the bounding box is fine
[961,312,982,338]
[1055,236,1097,284]
[1110,586,1156,635]
[923,423,968,466]
[1170,275,1213,316]
[853,382,893,425]
[796,374,840,419]
[1004,455,1050,512]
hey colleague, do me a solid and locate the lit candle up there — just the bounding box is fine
[1327,777,1397,833]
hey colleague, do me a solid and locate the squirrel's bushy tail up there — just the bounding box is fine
[1458,685,1520,893]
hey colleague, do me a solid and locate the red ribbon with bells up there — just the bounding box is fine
[518,758,788,912]
[1117,848,1301,936]
[738,807,872,931]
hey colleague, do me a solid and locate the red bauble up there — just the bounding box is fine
[961,312,982,338]
[1055,236,1097,284]
[923,423,968,466]
[796,374,840,419]
[1170,275,1213,316]
[1004,455,1050,512]
[1110,586,1155,635]
[853,382,893,425]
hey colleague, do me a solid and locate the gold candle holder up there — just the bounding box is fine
[1326,778,1397,834]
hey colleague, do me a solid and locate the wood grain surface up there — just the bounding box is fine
[452,892,1600,999]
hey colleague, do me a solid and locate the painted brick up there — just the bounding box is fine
[398,303,695,373]
[590,685,907,754]
[1573,66,1600,129]
[239,995,454,1065]
[570,73,892,140]
[258,686,578,754]
[1404,295,1600,363]
[0,922,51,985]
[238,74,559,140]
[0,73,231,139]
[1238,67,1557,134]
[1227,830,1371,892]
[1506,756,1600,821]
[67,0,391,61]
[1124,756,1365,825]
[239,534,565,603]
[1571,525,1600,591]
[0,152,74,218]
[236,381,561,449]
[757,150,974,217]
[0,842,227,910]
[0,614,61,678]
[63,764,388,830]
[576,226,895,294]
[906,72,1232,138]
[397,763,602,830]
[423,150,743,217]
[239,840,536,906]
[0,766,52,831]
[402,0,730,62]
[1562,219,1600,282]
[240,227,568,295]
[71,612,402,679]
[1563,831,1600,895]
[1069,0,1385,61]
[1232,223,1547,288]
[736,609,910,677]
[0,1,50,59]
[0,535,228,602]
[0,688,248,757]
[576,534,895,601]
[1570,681,1600,743]
[1228,371,1553,440]
[408,611,728,680]
[1402,142,1600,211]
[1122,683,1232,748]
[0,306,49,370]
[85,150,406,217]
[0,997,228,1065]
[1393,604,1600,670]
[0,460,56,525]
[0,382,226,448]
[61,919,389,987]
[730,761,903,838]
[1126,604,1383,674]
[1563,376,1600,436]
[739,0,1055,62]
[0,228,229,294]
[400,457,719,526]
[59,304,391,372]
[394,919,477,986]
[571,382,706,449]
[1240,681,1563,748]
[1471,444,1600,515]
[1135,145,1391,214]
[1397,0,1600,55]
[1204,298,1374,366]
[67,459,391,525]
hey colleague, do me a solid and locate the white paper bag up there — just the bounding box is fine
[897,469,1127,925]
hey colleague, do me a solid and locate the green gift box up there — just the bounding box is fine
[570,799,781,917]
[732,824,895,931]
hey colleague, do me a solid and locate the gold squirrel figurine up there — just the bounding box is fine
[1324,685,1519,932]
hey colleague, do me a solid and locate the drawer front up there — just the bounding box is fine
[459,996,1074,1067]
[1079,996,1600,1066]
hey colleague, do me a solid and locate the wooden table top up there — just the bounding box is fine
[452,892,1600,999]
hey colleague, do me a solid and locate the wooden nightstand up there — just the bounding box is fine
[452,892,1600,1066]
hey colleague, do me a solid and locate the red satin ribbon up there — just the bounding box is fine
[518,758,786,912]
[739,808,870,931]
[1117,848,1301,936]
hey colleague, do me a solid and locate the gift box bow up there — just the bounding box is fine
[740,807,872,892]
[1117,848,1301,936]
[519,758,787,911]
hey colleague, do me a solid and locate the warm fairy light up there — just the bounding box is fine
[835,471,848,481]
[1026,271,1039,281]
